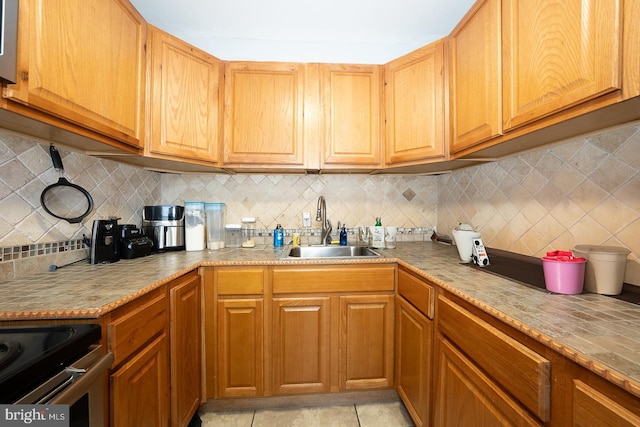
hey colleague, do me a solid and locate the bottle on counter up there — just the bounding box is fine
[273,224,284,247]
[340,224,348,246]
[371,217,384,249]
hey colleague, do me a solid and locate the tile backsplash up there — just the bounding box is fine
[0,129,161,279]
[1,122,639,285]
[158,173,438,233]
[438,123,640,286]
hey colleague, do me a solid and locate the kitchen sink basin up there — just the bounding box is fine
[285,245,381,259]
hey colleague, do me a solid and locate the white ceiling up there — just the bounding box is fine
[130,0,476,64]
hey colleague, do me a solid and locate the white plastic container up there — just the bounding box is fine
[452,228,481,263]
[573,245,630,295]
[184,202,206,251]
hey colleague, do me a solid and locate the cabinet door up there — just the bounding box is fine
[272,297,331,395]
[339,294,394,390]
[396,297,433,427]
[437,295,551,421]
[434,336,542,427]
[223,62,307,167]
[169,273,201,427]
[502,0,622,131]
[5,0,146,147]
[384,40,446,165]
[147,26,222,163]
[449,0,502,153]
[111,334,170,427]
[572,379,640,426]
[217,298,263,397]
[320,64,382,168]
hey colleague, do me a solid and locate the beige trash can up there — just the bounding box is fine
[573,245,630,295]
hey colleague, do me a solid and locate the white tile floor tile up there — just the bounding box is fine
[199,410,254,427]
[199,400,414,427]
[356,402,414,427]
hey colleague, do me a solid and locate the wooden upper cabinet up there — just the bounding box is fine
[449,0,502,154]
[384,40,446,166]
[502,0,623,131]
[320,64,382,169]
[223,62,311,168]
[5,0,146,148]
[146,25,222,164]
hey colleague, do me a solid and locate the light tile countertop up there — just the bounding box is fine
[1,241,639,397]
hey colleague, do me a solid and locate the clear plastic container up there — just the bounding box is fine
[205,203,226,250]
[184,202,205,251]
[242,217,256,248]
[225,224,242,248]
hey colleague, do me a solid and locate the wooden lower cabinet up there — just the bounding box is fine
[169,273,202,426]
[108,288,169,426]
[435,294,551,423]
[205,264,396,399]
[108,272,201,427]
[111,334,170,426]
[210,267,266,398]
[568,361,640,426]
[340,295,394,390]
[216,298,264,397]
[396,297,432,427]
[272,297,331,394]
[395,267,435,427]
[572,380,640,426]
[434,336,541,427]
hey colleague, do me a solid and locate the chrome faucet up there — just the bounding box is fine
[316,196,332,246]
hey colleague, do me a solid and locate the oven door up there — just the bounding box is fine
[15,346,113,427]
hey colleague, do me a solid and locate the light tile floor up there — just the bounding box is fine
[198,401,414,427]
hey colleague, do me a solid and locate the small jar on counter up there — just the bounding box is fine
[225,224,242,248]
[241,217,256,248]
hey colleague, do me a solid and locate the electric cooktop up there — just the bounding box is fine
[0,324,101,403]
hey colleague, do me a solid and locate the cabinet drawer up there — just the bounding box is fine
[108,290,167,367]
[273,265,395,294]
[437,295,551,422]
[216,267,264,295]
[398,269,434,319]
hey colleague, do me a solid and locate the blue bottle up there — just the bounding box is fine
[274,224,284,247]
[340,225,348,246]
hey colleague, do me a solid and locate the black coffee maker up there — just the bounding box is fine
[89,219,120,264]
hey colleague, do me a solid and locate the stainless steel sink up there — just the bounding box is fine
[285,245,381,259]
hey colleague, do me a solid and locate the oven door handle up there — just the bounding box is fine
[48,352,114,405]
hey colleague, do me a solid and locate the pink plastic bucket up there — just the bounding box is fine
[542,251,586,294]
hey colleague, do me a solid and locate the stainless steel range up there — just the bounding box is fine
[0,324,112,426]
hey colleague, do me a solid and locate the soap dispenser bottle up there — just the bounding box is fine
[372,217,384,248]
[273,224,284,247]
[340,224,348,246]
